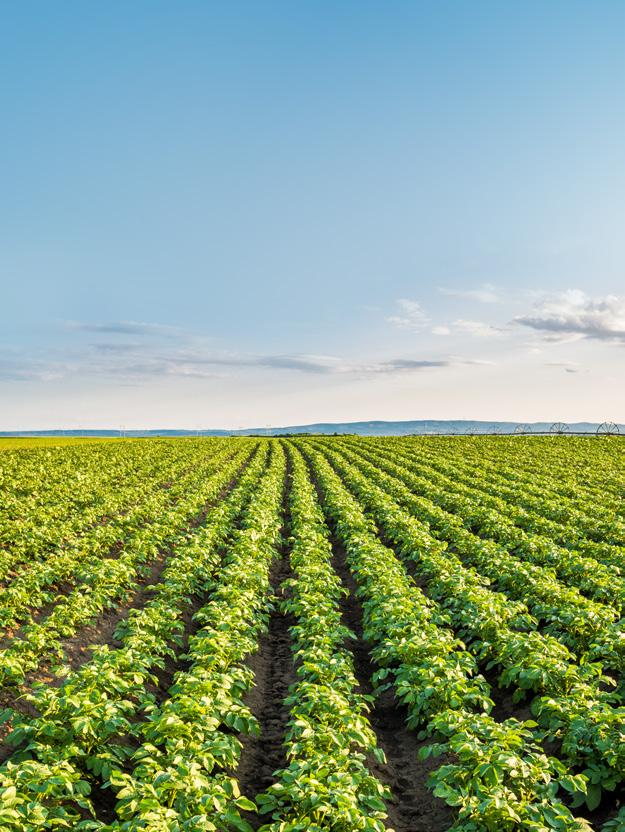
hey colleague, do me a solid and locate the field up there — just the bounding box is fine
[0,436,624,831]
[0,438,115,451]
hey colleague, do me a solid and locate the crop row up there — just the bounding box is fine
[0,441,245,639]
[0,441,274,829]
[0,440,225,576]
[399,436,624,514]
[310,440,625,820]
[104,441,286,829]
[374,438,625,558]
[0,442,257,686]
[299,442,591,831]
[329,440,625,673]
[342,439,625,612]
[254,441,391,830]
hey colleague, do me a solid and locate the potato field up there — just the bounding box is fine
[1,435,625,832]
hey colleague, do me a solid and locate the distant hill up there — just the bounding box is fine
[236,419,622,436]
[1,419,622,437]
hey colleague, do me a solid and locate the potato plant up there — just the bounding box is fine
[0,435,623,830]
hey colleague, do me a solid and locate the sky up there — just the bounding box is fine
[1,1,624,429]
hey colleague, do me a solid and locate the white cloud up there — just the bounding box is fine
[453,319,506,338]
[448,356,497,366]
[431,320,505,338]
[514,290,625,342]
[353,358,450,374]
[545,361,580,374]
[386,299,429,331]
[439,284,502,303]
[2,313,501,397]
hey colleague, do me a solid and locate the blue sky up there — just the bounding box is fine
[1,2,624,428]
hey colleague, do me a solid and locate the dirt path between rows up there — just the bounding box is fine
[331,540,454,832]
[236,552,296,829]
[236,450,295,829]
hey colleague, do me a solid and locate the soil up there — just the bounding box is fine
[236,553,296,828]
[332,539,455,832]
[237,455,297,829]
[480,666,534,724]
[44,554,170,675]
[0,687,39,764]
[581,787,625,829]
[146,588,213,703]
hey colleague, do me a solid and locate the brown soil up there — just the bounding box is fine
[145,588,212,703]
[236,552,296,829]
[236,448,296,825]
[480,667,533,724]
[332,540,455,832]
[0,687,39,764]
[39,555,170,676]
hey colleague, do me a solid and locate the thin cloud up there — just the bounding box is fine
[170,352,344,375]
[1,335,487,385]
[514,290,625,342]
[346,358,451,376]
[386,299,429,331]
[453,319,506,338]
[439,284,502,304]
[91,342,148,353]
[381,358,448,370]
[0,356,66,382]
[431,320,505,338]
[255,354,342,374]
[65,320,186,338]
[545,361,580,374]
[206,352,451,376]
[119,360,222,380]
[450,356,497,366]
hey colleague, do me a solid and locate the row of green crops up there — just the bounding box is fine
[253,441,391,831]
[0,442,270,829]
[309,438,625,827]
[380,437,625,547]
[0,440,224,569]
[327,440,625,670]
[0,442,243,632]
[103,441,286,830]
[0,435,623,831]
[0,442,257,685]
[393,435,625,514]
[300,442,591,831]
[360,438,625,571]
